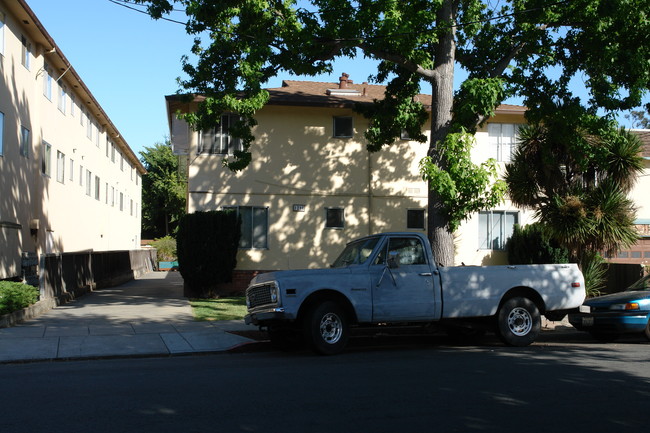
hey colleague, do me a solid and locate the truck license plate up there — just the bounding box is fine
[582,317,594,327]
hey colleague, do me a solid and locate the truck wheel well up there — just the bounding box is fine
[297,290,358,325]
[500,286,546,314]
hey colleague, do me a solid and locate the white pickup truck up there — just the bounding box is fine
[245,232,585,354]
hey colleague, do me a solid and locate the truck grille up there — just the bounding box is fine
[247,283,276,309]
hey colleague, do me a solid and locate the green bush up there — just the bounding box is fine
[177,210,241,298]
[507,223,570,265]
[152,236,177,262]
[581,252,607,298]
[0,282,40,315]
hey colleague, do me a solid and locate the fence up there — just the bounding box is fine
[602,263,647,295]
[40,249,157,303]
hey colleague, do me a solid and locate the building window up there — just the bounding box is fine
[199,113,242,154]
[86,115,92,139]
[95,176,101,200]
[333,116,353,138]
[20,126,30,158]
[79,165,84,186]
[479,211,518,250]
[105,182,109,204]
[407,209,425,230]
[130,199,134,216]
[119,192,124,211]
[86,169,92,196]
[56,151,65,183]
[70,94,76,117]
[487,123,519,163]
[43,63,53,100]
[58,84,67,114]
[42,141,52,176]
[69,159,74,182]
[21,35,31,69]
[326,207,345,229]
[95,124,100,147]
[111,144,116,162]
[111,186,115,207]
[224,206,268,249]
[0,111,4,156]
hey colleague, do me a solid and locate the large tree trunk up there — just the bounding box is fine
[427,0,457,266]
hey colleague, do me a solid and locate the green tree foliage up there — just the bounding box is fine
[177,210,241,298]
[507,223,569,265]
[505,107,644,266]
[140,141,186,239]
[134,0,650,265]
[625,110,650,129]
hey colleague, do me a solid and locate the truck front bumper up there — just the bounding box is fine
[245,308,289,326]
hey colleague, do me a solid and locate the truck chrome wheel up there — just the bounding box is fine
[319,312,343,344]
[507,307,532,336]
[304,301,349,355]
[497,296,541,347]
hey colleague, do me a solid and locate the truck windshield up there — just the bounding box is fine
[331,238,380,268]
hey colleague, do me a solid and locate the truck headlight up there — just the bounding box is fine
[270,285,278,303]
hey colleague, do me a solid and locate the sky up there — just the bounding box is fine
[26,0,646,159]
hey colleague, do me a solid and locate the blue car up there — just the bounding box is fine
[569,274,650,342]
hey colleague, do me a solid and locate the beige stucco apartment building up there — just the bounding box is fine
[168,75,650,279]
[1,0,144,280]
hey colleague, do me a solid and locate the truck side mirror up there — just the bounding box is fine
[387,251,400,269]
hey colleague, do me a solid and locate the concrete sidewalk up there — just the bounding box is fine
[0,272,264,363]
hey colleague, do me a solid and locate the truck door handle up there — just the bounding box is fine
[419,272,432,276]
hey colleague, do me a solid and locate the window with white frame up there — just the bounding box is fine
[325,207,345,229]
[56,151,65,183]
[0,111,4,156]
[79,165,83,186]
[70,94,76,117]
[86,114,92,139]
[58,83,67,114]
[95,124,100,147]
[111,186,115,206]
[478,210,518,250]
[69,158,74,182]
[407,209,426,230]
[199,113,242,154]
[95,176,100,200]
[224,206,269,249]
[119,192,124,211]
[20,126,30,158]
[333,116,353,138]
[105,182,109,204]
[43,63,53,100]
[487,123,519,163]
[21,35,31,69]
[85,169,92,196]
[42,141,52,176]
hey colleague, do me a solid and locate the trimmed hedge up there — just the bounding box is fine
[0,281,40,315]
[507,223,570,265]
[177,210,241,298]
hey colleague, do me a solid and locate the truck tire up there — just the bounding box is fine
[497,297,541,347]
[303,301,349,355]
